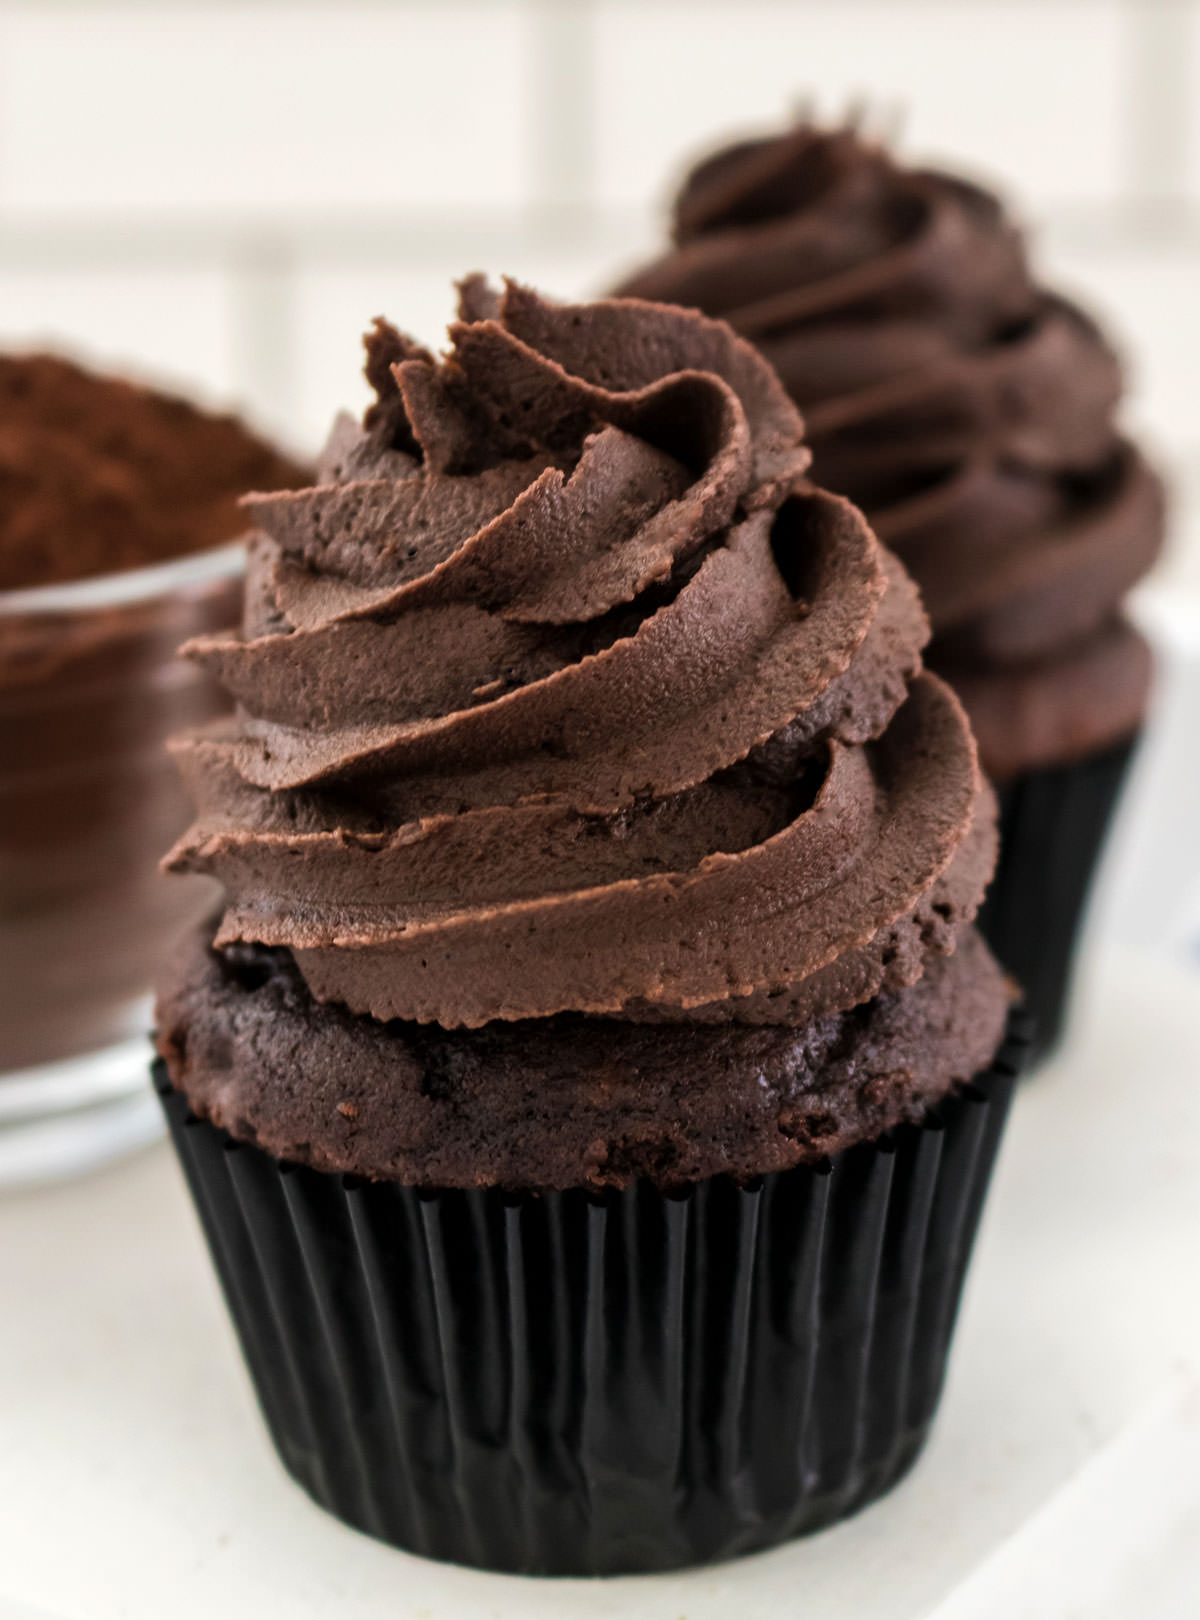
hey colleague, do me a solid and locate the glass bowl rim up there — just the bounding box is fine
[0,536,247,618]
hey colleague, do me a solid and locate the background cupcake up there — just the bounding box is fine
[616,122,1168,1062]
[155,279,1024,1574]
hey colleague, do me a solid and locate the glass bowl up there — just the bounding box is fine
[0,541,244,1186]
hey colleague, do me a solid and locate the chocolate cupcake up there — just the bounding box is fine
[617,124,1167,1062]
[154,280,1024,1573]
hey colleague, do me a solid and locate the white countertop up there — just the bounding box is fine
[0,936,1196,1620]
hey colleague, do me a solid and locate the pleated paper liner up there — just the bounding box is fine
[154,1015,1029,1576]
[978,733,1137,1068]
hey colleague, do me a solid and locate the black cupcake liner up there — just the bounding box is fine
[154,1017,1028,1576]
[978,733,1138,1067]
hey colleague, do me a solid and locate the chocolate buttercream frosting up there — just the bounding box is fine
[158,279,1005,1188]
[617,125,1166,779]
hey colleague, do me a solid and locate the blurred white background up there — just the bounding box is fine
[0,0,1197,596]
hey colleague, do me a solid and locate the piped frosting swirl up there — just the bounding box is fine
[617,125,1166,779]
[167,279,994,1032]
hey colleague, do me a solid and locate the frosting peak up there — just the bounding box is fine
[167,280,993,1031]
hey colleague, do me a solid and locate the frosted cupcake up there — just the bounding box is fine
[155,280,1023,1573]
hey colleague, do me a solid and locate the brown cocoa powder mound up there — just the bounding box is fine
[0,352,308,590]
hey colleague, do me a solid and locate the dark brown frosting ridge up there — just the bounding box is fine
[166,280,994,1035]
[617,125,1166,778]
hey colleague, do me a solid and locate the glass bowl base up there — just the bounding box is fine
[0,1032,163,1189]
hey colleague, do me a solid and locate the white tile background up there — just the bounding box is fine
[0,0,1196,587]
